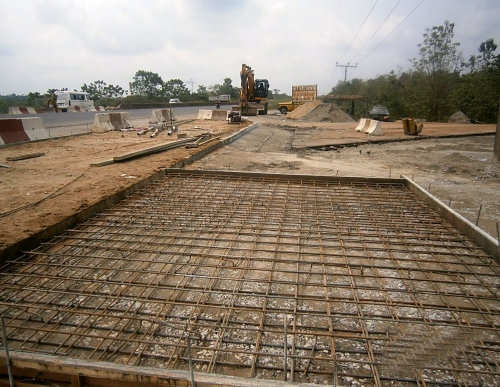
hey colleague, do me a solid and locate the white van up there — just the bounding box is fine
[55,91,94,112]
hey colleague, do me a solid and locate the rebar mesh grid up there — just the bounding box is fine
[1,170,499,386]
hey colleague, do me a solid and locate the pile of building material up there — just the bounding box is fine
[288,101,355,123]
[448,111,471,124]
[286,100,322,119]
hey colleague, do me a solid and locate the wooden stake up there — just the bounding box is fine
[476,204,482,226]
[284,319,288,381]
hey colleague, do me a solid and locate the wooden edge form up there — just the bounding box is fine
[0,350,313,387]
[90,159,115,167]
[6,152,45,161]
[165,167,406,185]
[402,175,500,263]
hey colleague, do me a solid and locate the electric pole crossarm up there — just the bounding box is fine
[335,63,358,82]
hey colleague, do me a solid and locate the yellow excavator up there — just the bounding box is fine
[232,64,269,116]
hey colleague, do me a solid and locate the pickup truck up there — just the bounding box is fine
[278,101,303,115]
[370,105,390,121]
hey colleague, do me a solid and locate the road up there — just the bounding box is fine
[1,105,231,137]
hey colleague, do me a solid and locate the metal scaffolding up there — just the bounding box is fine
[0,170,499,386]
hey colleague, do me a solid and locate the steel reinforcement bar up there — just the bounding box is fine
[0,170,499,387]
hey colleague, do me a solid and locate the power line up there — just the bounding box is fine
[357,0,425,64]
[350,0,402,62]
[336,0,378,63]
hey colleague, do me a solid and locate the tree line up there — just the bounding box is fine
[330,21,500,123]
[0,74,243,114]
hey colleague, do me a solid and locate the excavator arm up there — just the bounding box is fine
[234,63,269,116]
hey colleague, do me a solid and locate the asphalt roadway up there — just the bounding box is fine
[2,105,231,137]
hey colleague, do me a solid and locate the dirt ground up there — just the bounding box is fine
[1,112,499,256]
[190,115,500,240]
[0,116,250,251]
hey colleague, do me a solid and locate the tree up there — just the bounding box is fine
[129,70,164,99]
[409,21,462,121]
[81,80,107,101]
[219,78,233,96]
[27,92,45,107]
[162,79,189,99]
[452,38,500,123]
[103,84,125,98]
[194,85,209,101]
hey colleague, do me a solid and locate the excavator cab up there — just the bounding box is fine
[254,79,269,99]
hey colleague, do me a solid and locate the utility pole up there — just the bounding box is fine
[494,96,500,161]
[335,62,357,83]
[186,78,195,94]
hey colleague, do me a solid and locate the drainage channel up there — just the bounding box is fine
[0,170,499,386]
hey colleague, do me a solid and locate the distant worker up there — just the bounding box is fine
[215,101,220,109]
[49,92,58,113]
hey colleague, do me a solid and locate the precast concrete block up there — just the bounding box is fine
[365,120,384,136]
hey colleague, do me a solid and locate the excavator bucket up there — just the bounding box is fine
[402,118,424,135]
[232,105,258,116]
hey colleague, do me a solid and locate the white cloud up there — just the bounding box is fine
[0,0,499,96]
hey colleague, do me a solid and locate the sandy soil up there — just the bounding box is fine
[0,117,251,251]
[1,112,499,255]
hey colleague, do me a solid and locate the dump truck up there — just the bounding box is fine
[232,64,269,116]
[278,84,317,115]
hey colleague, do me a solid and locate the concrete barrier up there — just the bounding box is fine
[89,106,97,112]
[198,109,212,120]
[8,107,36,115]
[8,107,21,115]
[355,118,371,132]
[149,109,177,124]
[211,110,229,121]
[197,109,229,121]
[91,112,133,133]
[98,106,106,111]
[365,120,384,136]
[0,117,49,144]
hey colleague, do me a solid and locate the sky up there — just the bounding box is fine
[1,0,499,96]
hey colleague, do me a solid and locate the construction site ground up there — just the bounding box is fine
[0,110,500,386]
[3,113,498,252]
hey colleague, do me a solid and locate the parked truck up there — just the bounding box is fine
[209,95,231,102]
[278,85,317,115]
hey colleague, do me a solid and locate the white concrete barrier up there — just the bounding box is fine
[149,109,177,124]
[355,118,370,132]
[0,117,49,144]
[211,110,229,121]
[197,109,229,121]
[89,106,97,112]
[198,109,213,120]
[365,120,384,136]
[91,112,133,133]
[8,107,22,114]
[9,107,37,114]
[98,106,106,111]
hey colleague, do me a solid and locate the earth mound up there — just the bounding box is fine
[448,111,471,124]
[287,100,322,119]
[301,103,355,123]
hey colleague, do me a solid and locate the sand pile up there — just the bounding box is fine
[287,100,322,119]
[448,111,471,124]
[301,103,355,123]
